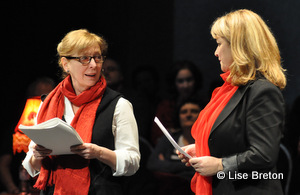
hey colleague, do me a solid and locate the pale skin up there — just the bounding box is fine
[177,37,233,176]
[30,44,116,172]
[177,145,223,176]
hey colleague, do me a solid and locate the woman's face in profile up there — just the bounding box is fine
[175,69,195,98]
[63,44,103,94]
[214,37,233,72]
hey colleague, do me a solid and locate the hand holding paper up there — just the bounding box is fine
[154,117,192,159]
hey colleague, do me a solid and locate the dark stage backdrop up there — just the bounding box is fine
[2,0,300,133]
[2,0,174,131]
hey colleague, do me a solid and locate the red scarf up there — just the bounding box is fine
[191,72,238,195]
[34,75,106,195]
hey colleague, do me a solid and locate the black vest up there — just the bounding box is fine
[89,88,125,195]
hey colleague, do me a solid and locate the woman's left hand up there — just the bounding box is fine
[189,156,223,176]
[70,143,101,159]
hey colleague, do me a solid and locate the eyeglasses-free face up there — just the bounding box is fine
[63,55,106,65]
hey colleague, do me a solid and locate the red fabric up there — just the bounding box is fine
[33,75,106,195]
[190,72,238,195]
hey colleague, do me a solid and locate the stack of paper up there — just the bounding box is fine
[19,118,83,155]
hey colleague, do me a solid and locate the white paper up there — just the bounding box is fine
[19,118,83,155]
[154,117,192,159]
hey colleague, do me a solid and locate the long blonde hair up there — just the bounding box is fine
[211,9,286,89]
[57,29,108,78]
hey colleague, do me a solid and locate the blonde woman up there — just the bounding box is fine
[178,9,286,195]
[22,29,140,194]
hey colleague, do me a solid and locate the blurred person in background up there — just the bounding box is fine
[151,60,203,145]
[102,58,125,93]
[148,98,204,195]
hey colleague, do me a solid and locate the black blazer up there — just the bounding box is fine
[208,78,284,195]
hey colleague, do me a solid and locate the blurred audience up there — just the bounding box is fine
[151,60,204,145]
[102,58,125,93]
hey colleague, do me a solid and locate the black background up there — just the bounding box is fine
[2,0,300,133]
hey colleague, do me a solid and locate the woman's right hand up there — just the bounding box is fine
[31,144,52,160]
[29,144,52,171]
[176,144,196,166]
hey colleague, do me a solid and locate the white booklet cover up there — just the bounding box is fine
[19,117,83,155]
[154,117,192,159]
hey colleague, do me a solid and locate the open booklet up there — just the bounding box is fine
[154,117,192,159]
[19,117,83,155]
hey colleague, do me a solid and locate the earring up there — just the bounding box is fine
[67,70,70,73]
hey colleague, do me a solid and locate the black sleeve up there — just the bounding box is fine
[238,81,284,171]
[223,81,284,173]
